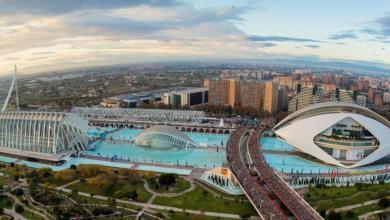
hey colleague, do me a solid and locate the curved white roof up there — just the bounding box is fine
[138,125,194,142]
[275,102,390,130]
[135,125,199,148]
[274,103,390,168]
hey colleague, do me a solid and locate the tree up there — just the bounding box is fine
[345,210,355,218]
[128,190,138,200]
[158,174,176,188]
[11,188,24,196]
[327,210,341,220]
[70,164,77,170]
[71,189,79,197]
[379,197,390,208]
[15,204,24,213]
[240,213,251,219]
[108,197,117,210]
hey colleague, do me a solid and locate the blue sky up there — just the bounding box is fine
[0,0,389,75]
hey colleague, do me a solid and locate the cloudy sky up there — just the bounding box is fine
[0,0,389,75]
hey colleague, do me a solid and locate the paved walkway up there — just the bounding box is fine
[332,199,380,213]
[5,192,50,220]
[358,207,390,220]
[3,208,27,220]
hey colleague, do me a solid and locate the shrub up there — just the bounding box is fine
[70,164,77,170]
[345,210,355,218]
[379,197,390,208]
[159,174,176,187]
[15,204,24,213]
[11,188,24,196]
[239,213,251,219]
[327,210,341,220]
[318,209,326,218]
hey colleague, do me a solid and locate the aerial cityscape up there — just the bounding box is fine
[0,1,389,220]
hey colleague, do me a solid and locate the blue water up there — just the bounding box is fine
[104,128,229,147]
[260,137,295,152]
[85,141,225,168]
[83,128,228,168]
[106,129,142,140]
[261,138,388,174]
[263,153,336,173]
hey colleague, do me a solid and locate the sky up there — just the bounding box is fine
[0,0,389,75]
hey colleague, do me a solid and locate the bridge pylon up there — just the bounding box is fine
[1,65,19,112]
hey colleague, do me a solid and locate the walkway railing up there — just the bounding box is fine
[227,127,287,220]
[248,128,323,220]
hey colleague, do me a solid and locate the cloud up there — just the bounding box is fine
[258,42,277,47]
[375,12,390,37]
[248,35,322,43]
[304,44,320,48]
[359,13,390,39]
[329,32,358,40]
[0,0,179,15]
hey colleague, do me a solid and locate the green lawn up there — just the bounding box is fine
[166,211,235,220]
[67,180,152,203]
[20,210,46,220]
[305,184,390,210]
[153,185,256,216]
[148,177,191,194]
[0,195,13,209]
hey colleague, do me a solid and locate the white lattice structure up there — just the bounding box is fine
[0,111,90,161]
[135,125,199,149]
[72,107,206,123]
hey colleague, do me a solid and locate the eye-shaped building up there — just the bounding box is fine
[273,102,390,168]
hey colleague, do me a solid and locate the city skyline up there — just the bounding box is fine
[0,0,390,75]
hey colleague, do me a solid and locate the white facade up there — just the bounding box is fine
[0,112,90,161]
[135,125,199,149]
[72,107,206,123]
[274,102,390,168]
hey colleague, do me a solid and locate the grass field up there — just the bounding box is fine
[305,183,390,219]
[306,184,390,210]
[153,185,256,216]
[67,180,152,203]
[20,210,46,220]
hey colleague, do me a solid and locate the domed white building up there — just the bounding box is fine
[134,125,199,149]
[273,102,390,168]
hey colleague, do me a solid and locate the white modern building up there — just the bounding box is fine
[134,125,199,149]
[163,87,208,106]
[274,102,390,168]
[0,111,90,162]
[72,107,206,124]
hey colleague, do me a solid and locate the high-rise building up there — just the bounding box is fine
[278,85,289,112]
[240,81,264,111]
[289,84,364,113]
[206,79,242,107]
[374,93,383,106]
[329,88,354,104]
[205,79,280,113]
[356,79,370,92]
[356,95,367,107]
[263,81,279,114]
[288,85,322,113]
[384,92,390,104]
